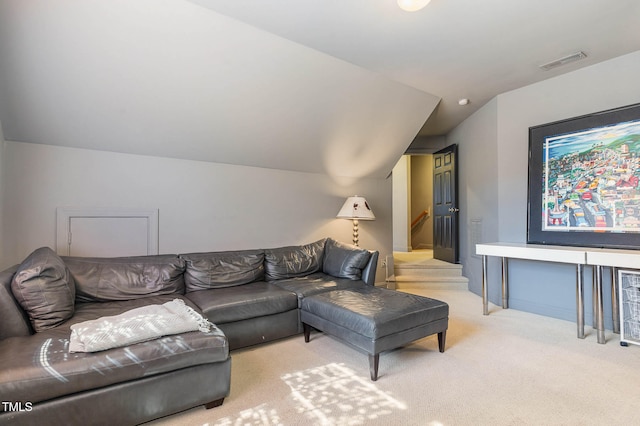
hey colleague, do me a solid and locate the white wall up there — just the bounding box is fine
[0,0,438,180]
[451,49,640,326]
[1,142,392,281]
[392,156,411,252]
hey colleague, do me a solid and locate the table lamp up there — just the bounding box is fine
[336,196,375,246]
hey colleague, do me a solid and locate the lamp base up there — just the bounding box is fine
[352,219,359,247]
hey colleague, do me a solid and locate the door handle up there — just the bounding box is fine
[448,208,460,213]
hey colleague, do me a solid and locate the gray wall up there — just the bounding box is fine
[448,97,499,297]
[451,49,640,328]
[1,142,392,281]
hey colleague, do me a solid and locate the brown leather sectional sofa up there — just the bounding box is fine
[0,238,378,425]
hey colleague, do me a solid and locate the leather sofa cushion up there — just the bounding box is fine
[271,272,365,307]
[264,238,326,281]
[0,295,228,406]
[322,238,371,280]
[63,255,186,302]
[11,247,76,332]
[187,282,297,324]
[182,250,265,291]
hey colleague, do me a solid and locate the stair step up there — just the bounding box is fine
[395,267,462,277]
[394,275,469,283]
[395,262,462,270]
[390,251,469,290]
[395,279,468,291]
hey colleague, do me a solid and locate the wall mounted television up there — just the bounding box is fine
[527,103,640,249]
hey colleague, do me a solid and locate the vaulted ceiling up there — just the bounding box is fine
[0,0,639,179]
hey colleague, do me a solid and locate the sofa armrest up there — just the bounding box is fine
[0,264,33,339]
[361,251,379,287]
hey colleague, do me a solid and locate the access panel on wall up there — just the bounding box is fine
[56,208,159,257]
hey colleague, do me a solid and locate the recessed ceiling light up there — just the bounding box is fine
[458,98,469,106]
[539,51,587,71]
[397,0,432,12]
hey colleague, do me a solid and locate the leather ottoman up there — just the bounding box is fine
[300,286,449,380]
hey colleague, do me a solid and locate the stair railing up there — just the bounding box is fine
[411,209,430,230]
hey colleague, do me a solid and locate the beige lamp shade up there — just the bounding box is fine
[336,196,375,220]
[336,196,375,246]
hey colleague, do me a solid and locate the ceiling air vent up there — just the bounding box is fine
[539,51,587,71]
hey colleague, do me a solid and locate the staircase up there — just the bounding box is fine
[386,250,469,290]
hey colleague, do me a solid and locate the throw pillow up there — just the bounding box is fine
[11,247,76,332]
[322,238,371,280]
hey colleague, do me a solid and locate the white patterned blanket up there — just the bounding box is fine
[69,298,214,353]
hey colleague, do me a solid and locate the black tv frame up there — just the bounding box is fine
[527,103,640,249]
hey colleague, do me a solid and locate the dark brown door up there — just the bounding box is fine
[433,144,459,263]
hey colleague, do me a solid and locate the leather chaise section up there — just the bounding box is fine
[0,295,228,405]
[1,360,231,426]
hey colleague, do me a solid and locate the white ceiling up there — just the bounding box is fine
[0,0,639,179]
[191,0,640,135]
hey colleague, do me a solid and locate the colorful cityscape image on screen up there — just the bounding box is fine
[543,119,640,233]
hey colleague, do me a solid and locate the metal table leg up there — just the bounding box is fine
[595,265,605,344]
[612,267,620,334]
[482,255,488,315]
[501,257,509,309]
[576,264,585,339]
[592,266,597,329]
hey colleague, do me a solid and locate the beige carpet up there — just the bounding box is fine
[147,284,640,426]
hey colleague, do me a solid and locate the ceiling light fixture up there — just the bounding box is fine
[397,0,432,12]
[539,51,587,71]
[458,98,469,106]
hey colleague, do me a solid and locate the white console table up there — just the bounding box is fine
[477,242,640,344]
[476,243,589,339]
